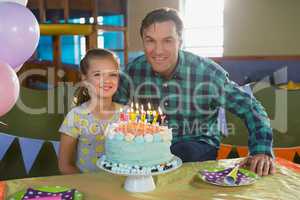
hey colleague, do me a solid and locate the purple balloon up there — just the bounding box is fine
[0,2,40,69]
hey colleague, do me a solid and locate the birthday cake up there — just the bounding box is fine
[104,121,173,167]
[98,105,181,174]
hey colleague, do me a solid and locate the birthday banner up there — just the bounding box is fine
[0,132,60,174]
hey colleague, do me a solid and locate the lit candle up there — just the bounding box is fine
[119,108,125,121]
[147,102,151,111]
[152,110,159,125]
[135,102,139,110]
[136,110,140,122]
[147,102,153,123]
[158,106,162,117]
[147,110,152,124]
[135,103,140,122]
[131,102,134,110]
[124,108,129,121]
[141,105,146,123]
[128,102,134,122]
[159,107,166,125]
[129,108,136,122]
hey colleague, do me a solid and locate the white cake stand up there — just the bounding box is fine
[97,156,182,193]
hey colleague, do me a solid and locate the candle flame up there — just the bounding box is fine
[147,102,151,110]
[141,105,144,112]
[158,106,162,115]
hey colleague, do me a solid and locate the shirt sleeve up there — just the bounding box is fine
[214,70,274,157]
[59,109,81,139]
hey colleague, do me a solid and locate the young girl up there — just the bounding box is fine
[58,48,123,174]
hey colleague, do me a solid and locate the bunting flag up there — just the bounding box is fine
[236,146,249,157]
[0,181,6,200]
[274,148,296,161]
[0,132,15,160]
[50,140,60,157]
[0,132,62,174]
[217,144,233,160]
[19,137,44,174]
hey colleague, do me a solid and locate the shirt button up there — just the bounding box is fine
[164,102,168,106]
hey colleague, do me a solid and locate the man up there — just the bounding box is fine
[114,7,275,176]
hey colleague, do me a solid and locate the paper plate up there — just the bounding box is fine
[8,186,83,200]
[198,167,259,187]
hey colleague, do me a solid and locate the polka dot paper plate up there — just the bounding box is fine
[8,186,83,200]
[198,167,259,187]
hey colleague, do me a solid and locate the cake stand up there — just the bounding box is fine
[96,156,182,193]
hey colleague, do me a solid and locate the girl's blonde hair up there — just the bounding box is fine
[73,48,120,106]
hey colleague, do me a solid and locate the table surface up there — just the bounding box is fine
[5,158,300,200]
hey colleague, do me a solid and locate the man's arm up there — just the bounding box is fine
[214,69,275,176]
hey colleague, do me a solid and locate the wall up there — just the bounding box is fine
[224,0,300,56]
[127,0,180,51]
[128,0,300,56]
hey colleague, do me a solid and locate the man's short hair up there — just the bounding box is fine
[140,7,183,39]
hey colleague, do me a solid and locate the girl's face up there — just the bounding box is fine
[83,57,119,99]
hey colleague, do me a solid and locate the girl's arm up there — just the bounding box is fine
[58,133,80,174]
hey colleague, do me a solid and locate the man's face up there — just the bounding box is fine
[142,20,181,78]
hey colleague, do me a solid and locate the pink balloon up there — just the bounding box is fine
[0,2,40,69]
[0,61,20,117]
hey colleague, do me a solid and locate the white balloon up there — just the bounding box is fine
[0,0,28,6]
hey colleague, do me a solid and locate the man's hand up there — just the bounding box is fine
[239,154,276,176]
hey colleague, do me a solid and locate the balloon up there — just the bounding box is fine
[0,0,27,6]
[0,2,40,69]
[0,61,20,117]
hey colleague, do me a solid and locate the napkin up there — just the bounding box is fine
[0,181,6,200]
[22,188,75,200]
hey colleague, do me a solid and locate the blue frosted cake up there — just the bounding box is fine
[103,121,174,168]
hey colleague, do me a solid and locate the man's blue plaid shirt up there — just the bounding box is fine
[113,50,273,156]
